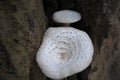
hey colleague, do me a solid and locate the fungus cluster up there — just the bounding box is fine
[36,10,94,79]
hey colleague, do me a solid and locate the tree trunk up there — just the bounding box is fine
[0,0,47,80]
[87,1,120,80]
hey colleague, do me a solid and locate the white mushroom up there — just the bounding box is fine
[53,10,81,26]
[36,10,94,79]
[36,27,94,79]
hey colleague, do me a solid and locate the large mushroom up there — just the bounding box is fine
[36,10,94,80]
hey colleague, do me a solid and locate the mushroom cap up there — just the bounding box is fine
[36,27,94,79]
[53,10,81,24]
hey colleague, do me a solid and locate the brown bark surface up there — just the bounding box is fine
[0,0,47,80]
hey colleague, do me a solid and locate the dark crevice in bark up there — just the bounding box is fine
[0,43,17,80]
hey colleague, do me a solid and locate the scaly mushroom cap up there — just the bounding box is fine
[36,27,94,79]
[53,10,81,24]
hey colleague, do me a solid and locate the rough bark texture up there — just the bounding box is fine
[43,0,120,80]
[0,0,47,80]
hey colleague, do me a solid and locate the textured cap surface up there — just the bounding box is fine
[36,27,94,79]
[53,10,81,23]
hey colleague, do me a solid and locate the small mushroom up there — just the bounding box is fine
[53,10,81,26]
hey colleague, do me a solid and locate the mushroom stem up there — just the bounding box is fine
[53,79,64,80]
[64,78,68,80]
[61,23,70,27]
[53,78,68,80]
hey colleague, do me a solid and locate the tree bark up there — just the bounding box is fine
[0,0,47,80]
[86,0,120,80]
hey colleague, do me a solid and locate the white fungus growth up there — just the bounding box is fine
[53,10,81,24]
[36,27,94,79]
